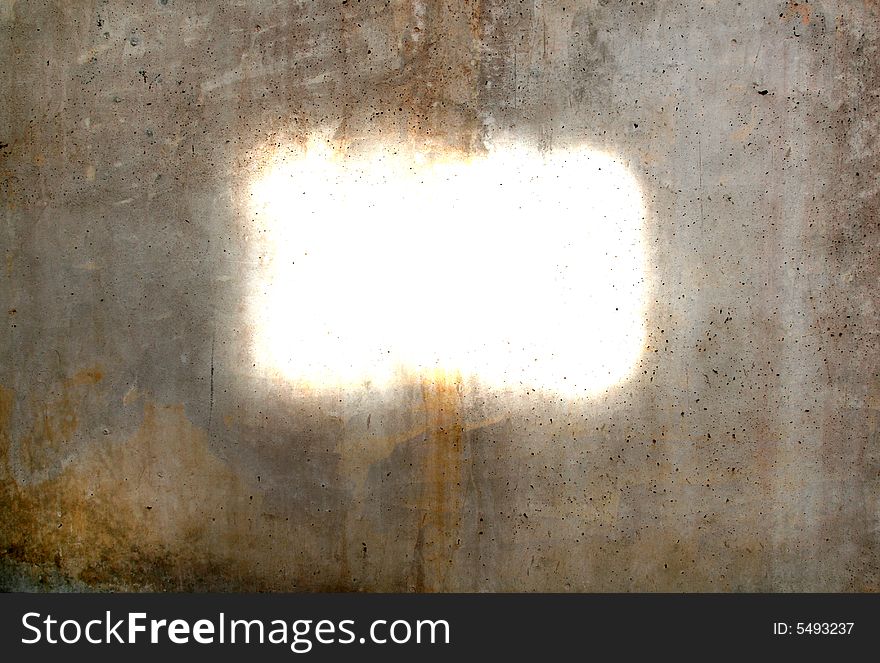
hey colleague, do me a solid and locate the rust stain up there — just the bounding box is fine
[783,1,812,26]
[0,386,13,435]
[411,370,465,591]
[2,0,878,594]
[0,395,268,590]
[366,0,484,153]
[3,365,105,488]
[65,366,103,387]
[23,393,79,465]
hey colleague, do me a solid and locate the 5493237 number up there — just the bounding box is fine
[773,622,854,635]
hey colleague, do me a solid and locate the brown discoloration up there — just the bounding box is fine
[10,367,105,485]
[0,386,13,437]
[1,0,879,592]
[412,371,466,591]
[814,5,880,590]
[65,366,103,387]
[1,396,269,590]
[783,1,813,26]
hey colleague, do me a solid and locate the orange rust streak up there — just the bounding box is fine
[415,369,465,591]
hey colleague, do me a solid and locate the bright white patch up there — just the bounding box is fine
[246,137,646,396]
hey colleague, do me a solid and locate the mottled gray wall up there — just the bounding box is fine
[1,0,878,591]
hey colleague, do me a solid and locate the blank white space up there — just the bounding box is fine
[246,138,646,396]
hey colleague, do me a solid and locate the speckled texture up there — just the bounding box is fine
[1,0,878,591]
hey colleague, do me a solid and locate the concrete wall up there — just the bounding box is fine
[1,0,878,591]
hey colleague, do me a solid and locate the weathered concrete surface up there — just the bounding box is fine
[1,0,878,591]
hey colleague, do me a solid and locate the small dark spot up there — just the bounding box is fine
[757,89,769,95]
